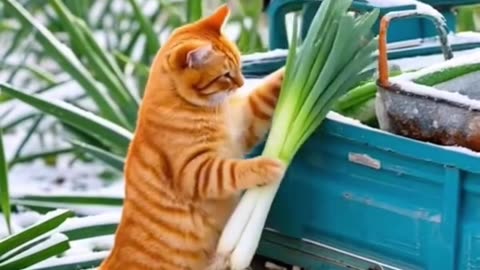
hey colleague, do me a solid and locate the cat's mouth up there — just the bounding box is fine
[200,88,235,96]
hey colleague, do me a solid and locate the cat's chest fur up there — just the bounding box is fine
[217,102,245,158]
[196,104,245,228]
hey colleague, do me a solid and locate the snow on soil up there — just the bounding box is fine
[7,151,124,198]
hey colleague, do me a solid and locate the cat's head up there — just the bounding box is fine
[160,4,244,107]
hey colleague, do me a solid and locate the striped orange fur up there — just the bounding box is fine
[99,5,285,270]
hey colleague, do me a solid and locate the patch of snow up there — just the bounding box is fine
[67,235,115,256]
[378,31,480,71]
[0,216,23,239]
[398,51,480,82]
[141,0,158,17]
[61,241,94,257]
[87,2,107,25]
[25,251,109,270]
[366,0,418,7]
[391,48,480,72]
[8,154,123,199]
[389,80,480,110]
[159,28,172,45]
[241,49,288,62]
[397,32,480,53]
[243,18,253,29]
[366,0,446,23]
[224,23,242,42]
[130,35,147,62]
[0,210,44,238]
[414,1,445,25]
[92,31,109,51]
[3,126,70,161]
[59,212,121,233]
[387,39,423,50]
[326,112,480,158]
[35,209,71,224]
[12,200,122,216]
[456,31,480,39]
[0,80,85,128]
[441,145,480,157]
[326,111,378,132]
[94,181,125,197]
[12,211,42,228]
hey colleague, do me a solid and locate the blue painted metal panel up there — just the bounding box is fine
[254,117,480,269]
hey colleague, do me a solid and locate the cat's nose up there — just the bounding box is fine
[233,70,244,87]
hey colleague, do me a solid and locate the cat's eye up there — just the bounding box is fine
[223,71,233,79]
[221,70,243,87]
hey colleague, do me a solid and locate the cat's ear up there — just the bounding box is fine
[186,44,213,68]
[167,42,214,69]
[203,4,230,33]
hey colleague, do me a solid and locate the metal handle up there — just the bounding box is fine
[378,10,453,87]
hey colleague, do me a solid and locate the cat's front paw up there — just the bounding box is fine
[269,68,285,94]
[254,157,286,186]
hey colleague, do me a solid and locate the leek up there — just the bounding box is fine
[333,69,403,126]
[216,0,379,269]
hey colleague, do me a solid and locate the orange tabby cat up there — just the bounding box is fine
[99,4,285,270]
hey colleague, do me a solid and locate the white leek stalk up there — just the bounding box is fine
[216,0,380,268]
